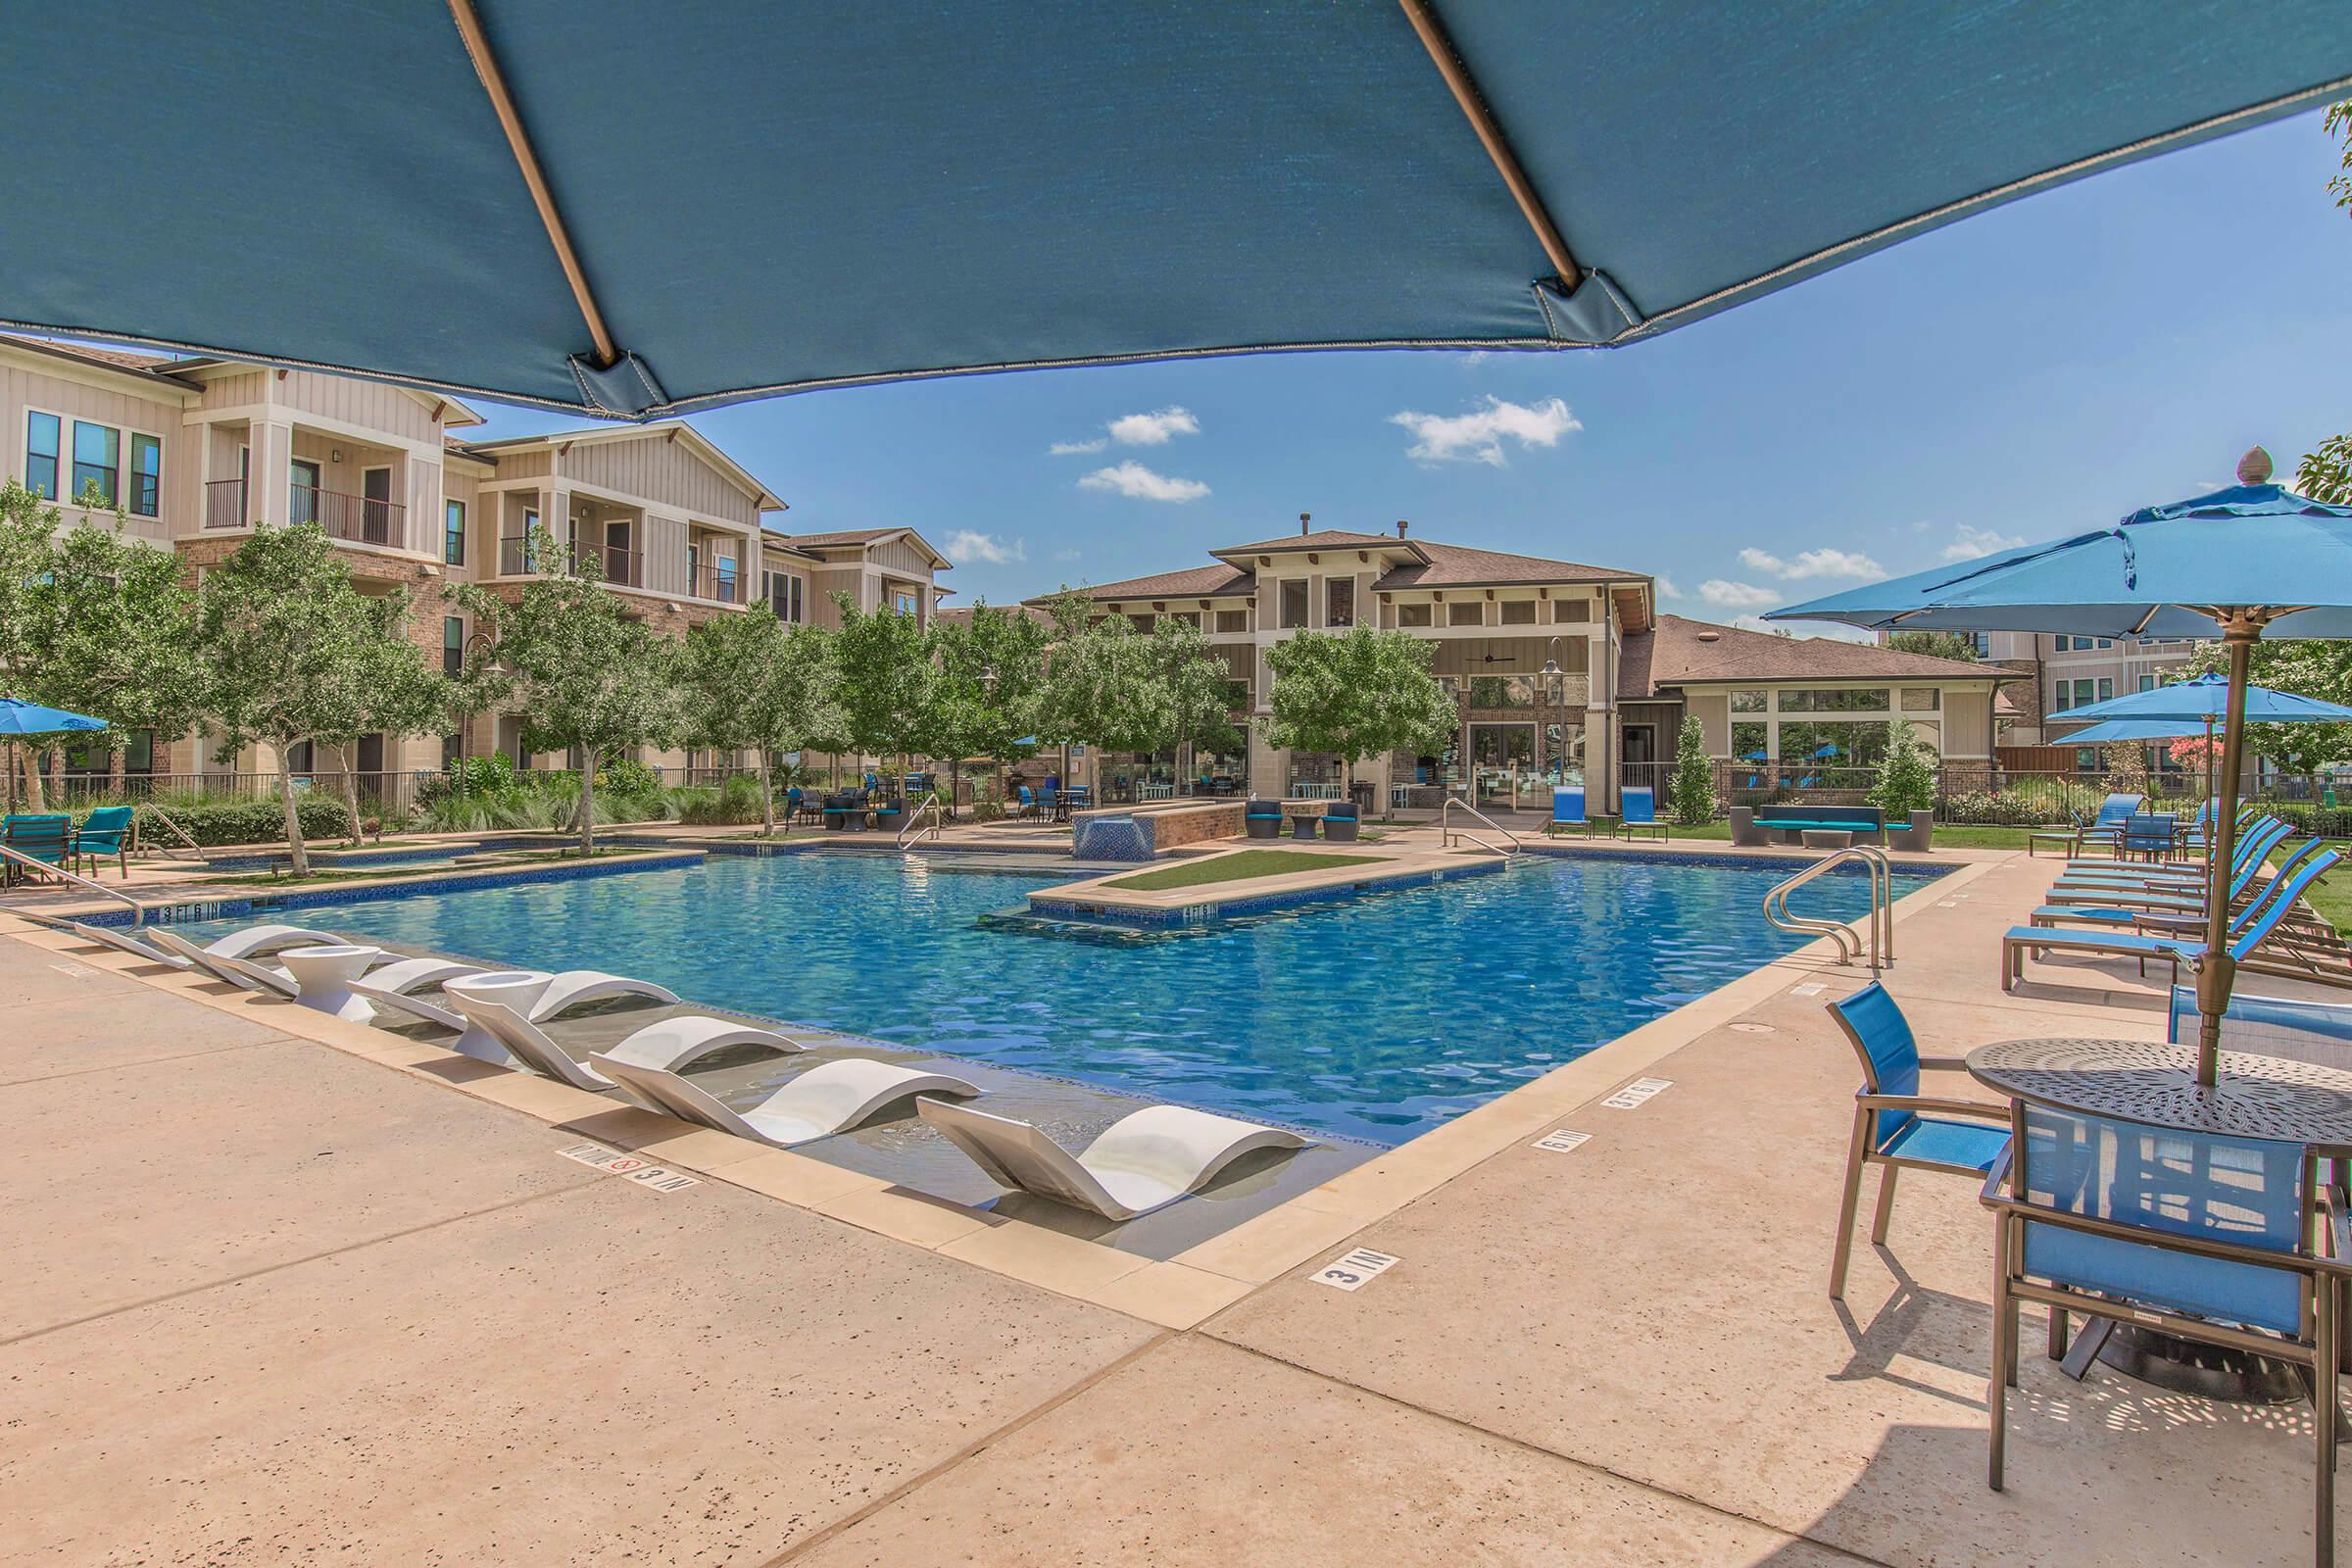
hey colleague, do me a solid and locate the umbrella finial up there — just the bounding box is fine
[2236,446,2274,485]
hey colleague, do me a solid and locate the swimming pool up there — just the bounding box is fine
[185,852,1933,1147]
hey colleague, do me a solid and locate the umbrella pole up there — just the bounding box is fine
[2193,625,2258,1087]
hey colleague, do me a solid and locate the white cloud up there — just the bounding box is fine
[1724,613,1873,643]
[1048,438,1107,456]
[1106,406,1199,446]
[1739,545,1883,579]
[1941,522,2030,562]
[1078,461,1209,504]
[1698,579,1784,610]
[1388,395,1580,466]
[1654,574,1684,601]
[943,530,1026,566]
[1052,548,1081,563]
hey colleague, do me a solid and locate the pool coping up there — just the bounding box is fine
[1023,844,1505,926]
[3,851,2002,1331]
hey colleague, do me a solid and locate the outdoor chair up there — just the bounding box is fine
[591,1053,980,1146]
[2168,984,2352,1072]
[1,813,74,884]
[1010,785,1039,820]
[2048,816,2289,901]
[1546,786,1591,837]
[2002,847,2340,992]
[2119,811,2178,862]
[1981,1099,2348,1559]
[1825,983,2011,1298]
[73,806,135,878]
[917,1098,1314,1221]
[456,995,800,1096]
[1245,799,1284,840]
[2028,792,2145,858]
[2032,839,2328,936]
[1322,801,1360,843]
[1618,785,1668,841]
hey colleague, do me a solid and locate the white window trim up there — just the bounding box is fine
[123,424,166,518]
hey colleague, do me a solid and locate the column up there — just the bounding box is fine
[250,419,293,528]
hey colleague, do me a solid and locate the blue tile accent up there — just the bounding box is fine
[85,849,706,928]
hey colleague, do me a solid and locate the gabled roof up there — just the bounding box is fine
[1620,614,2013,697]
[1041,563,1257,603]
[0,333,203,391]
[779,525,951,569]
[460,419,785,512]
[1373,540,1646,590]
[1213,528,1421,560]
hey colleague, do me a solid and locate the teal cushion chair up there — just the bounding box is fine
[74,805,134,878]
[1825,983,2011,1299]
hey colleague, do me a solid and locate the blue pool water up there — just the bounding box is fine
[188,853,1931,1146]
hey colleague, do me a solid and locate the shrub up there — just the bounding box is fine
[596,756,662,798]
[673,776,768,826]
[1667,713,1717,826]
[161,797,357,846]
[1868,721,1937,818]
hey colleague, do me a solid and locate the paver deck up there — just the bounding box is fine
[4,847,2341,1564]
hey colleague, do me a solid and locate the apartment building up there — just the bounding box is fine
[3,334,944,781]
[1027,521,2004,808]
[1973,630,2204,745]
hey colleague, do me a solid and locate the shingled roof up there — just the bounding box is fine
[1213,528,1413,557]
[1050,563,1258,602]
[1373,539,1646,590]
[1620,614,2012,698]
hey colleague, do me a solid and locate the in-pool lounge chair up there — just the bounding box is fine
[2001,848,2340,992]
[918,1098,1314,1221]
[436,969,686,1062]
[346,956,502,1026]
[590,1053,981,1146]
[143,928,320,998]
[22,912,190,966]
[135,921,347,973]
[459,996,801,1094]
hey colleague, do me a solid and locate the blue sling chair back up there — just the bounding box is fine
[1547,786,1589,836]
[1825,983,2011,1299]
[1619,785,1667,841]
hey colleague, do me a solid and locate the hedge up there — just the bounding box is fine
[124,798,357,847]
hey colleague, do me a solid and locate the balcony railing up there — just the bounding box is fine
[582,541,643,587]
[690,563,742,604]
[202,479,401,545]
[498,535,541,576]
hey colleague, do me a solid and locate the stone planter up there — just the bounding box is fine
[1888,808,1935,853]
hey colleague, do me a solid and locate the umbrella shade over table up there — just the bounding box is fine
[1767,454,2352,1085]
[1,4,2347,417]
[0,699,107,735]
[2062,670,2352,725]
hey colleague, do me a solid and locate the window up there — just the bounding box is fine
[765,570,804,622]
[441,733,463,769]
[1729,690,1767,714]
[2052,681,2071,712]
[1498,599,1537,626]
[1778,720,1892,769]
[1214,609,1248,633]
[127,432,161,516]
[1396,603,1432,628]
[24,412,59,498]
[1899,689,1939,711]
[1732,721,1768,762]
[71,421,119,505]
[1968,631,1991,658]
[442,615,465,676]
[1279,579,1309,629]
[1446,600,1484,627]
[1126,612,1154,632]
[1777,688,1887,712]
[1552,599,1591,623]
[892,588,918,616]
[2138,674,2156,693]
[1469,674,1539,707]
[2056,677,2109,711]
[1168,611,1200,629]
[1326,578,1354,627]
[2098,677,2113,704]
[444,500,466,565]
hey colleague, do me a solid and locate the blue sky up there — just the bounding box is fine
[462,107,2347,630]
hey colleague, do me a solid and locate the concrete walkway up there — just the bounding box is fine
[3,850,2342,1564]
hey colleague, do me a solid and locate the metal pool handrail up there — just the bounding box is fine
[1442,795,1525,858]
[0,843,149,926]
[1763,844,1893,970]
[135,804,208,861]
[898,791,944,849]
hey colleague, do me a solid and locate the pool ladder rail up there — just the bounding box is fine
[1763,845,1894,971]
[0,843,150,925]
[1441,796,1526,859]
[897,791,945,850]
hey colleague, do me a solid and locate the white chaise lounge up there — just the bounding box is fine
[438,969,687,1063]
[36,915,343,970]
[588,1054,982,1147]
[916,1099,1314,1220]
[457,997,800,1096]
[143,927,333,995]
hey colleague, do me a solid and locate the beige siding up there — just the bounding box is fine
[869,536,935,576]
[493,448,553,481]
[561,434,759,525]
[808,566,864,626]
[199,370,268,410]
[276,369,439,445]
[1689,693,1731,756]
[1943,690,1993,757]
[0,358,186,543]
[442,469,481,574]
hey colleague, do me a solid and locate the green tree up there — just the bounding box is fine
[1667,711,1716,826]
[1151,616,1245,766]
[1041,601,1170,758]
[1886,630,1979,662]
[829,594,937,786]
[681,610,839,835]
[930,603,1051,804]
[310,610,451,846]
[197,522,441,874]
[1869,719,1937,818]
[1264,626,1456,802]
[2172,642,2352,774]
[447,526,682,854]
[32,514,205,796]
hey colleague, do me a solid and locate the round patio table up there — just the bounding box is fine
[279,944,384,1023]
[1966,1036,2352,1402]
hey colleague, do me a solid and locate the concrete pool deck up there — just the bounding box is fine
[6,849,2348,1563]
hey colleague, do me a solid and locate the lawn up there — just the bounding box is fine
[1102,849,1385,892]
[2270,840,2352,938]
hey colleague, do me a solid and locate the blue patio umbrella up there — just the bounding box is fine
[0,699,106,735]
[2062,670,2352,726]
[1767,450,2352,1083]
[0,5,2345,417]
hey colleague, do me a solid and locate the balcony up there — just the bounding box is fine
[203,479,403,546]
[690,563,742,604]
[497,535,647,590]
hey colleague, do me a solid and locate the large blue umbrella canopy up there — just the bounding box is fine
[2061,670,2352,724]
[0,699,106,736]
[1769,457,2352,1083]
[1,4,2346,417]
[2053,717,2216,745]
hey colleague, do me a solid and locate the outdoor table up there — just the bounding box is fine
[280,944,384,1023]
[1285,807,1322,841]
[442,969,557,1063]
[1966,1035,2352,1401]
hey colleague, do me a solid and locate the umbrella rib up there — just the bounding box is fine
[1396,0,1582,293]
[445,0,619,370]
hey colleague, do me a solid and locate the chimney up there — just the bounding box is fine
[1298,512,1311,536]
[1396,519,1409,539]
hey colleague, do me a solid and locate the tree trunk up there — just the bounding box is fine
[577,756,597,855]
[279,753,309,877]
[110,742,127,796]
[18,742,43,813]
[337,742,364,847]
[758,745,776,837]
